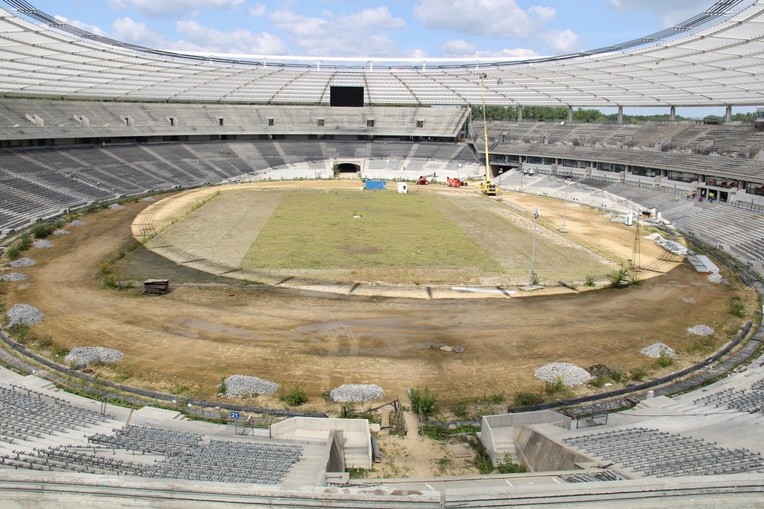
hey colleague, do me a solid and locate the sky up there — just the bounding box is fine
[17,0,715,60]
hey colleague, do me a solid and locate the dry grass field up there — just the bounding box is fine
[137,181,618,287]
[1,180,758,421]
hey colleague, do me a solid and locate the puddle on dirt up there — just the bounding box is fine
[177,319,253,339]
[294,317,433,335]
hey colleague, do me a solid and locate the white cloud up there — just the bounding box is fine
[605,0,703,27]
[108,0,244,17]
[267,6,406,56]
[109,16,287,55]
[112,16,166,47]
[174,20,289,55]
[440,40,538,58]
[441,39,477,57]
[544,29,580,53]
[54,16,108,36]
[249,4,267,17]
[480,47,539,59]
[414,0,556,38]
[336,7,406,31]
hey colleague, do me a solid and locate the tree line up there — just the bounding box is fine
[471,106,758,123]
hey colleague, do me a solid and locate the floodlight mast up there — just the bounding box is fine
[479,73,490,184]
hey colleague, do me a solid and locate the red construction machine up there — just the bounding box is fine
[447,177,467,187]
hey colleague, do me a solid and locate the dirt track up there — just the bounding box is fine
[2,185,755,414]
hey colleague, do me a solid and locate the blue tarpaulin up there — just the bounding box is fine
[364,180,387,190]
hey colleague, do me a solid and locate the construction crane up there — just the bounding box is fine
[477,73,497,196]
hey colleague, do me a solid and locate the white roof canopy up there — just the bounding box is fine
[0,0,762,106]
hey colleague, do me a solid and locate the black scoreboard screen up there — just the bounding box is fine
[330,86,364,107]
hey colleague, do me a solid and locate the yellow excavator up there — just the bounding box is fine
[477,73,497,196]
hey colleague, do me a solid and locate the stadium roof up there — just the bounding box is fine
[0,0,762,107]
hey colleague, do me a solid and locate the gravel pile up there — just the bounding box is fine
[70,219,85,227]
[223,374,279,397]
[33,239,53,249]
[6,304,44,327]
[534,362,592,387]
[53,229,70,236]
[1,272,26,282]
[708,274,726,284]
[143,196,156,202]
[108,203,124,210]
[688,325,715,336]
[8,258,35,268]
[65,347,124,368]
[640,342,676,358]
[329,384,384,402]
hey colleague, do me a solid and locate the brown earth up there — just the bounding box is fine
[2,184,754,414]
[2,183,758,480]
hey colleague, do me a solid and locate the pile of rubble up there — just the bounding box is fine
[640,342,676,358]
[223,374,279,397]
[65,347,124,368]
[534,362,592,386]
[329,384,384,402]
[6,304,44,327]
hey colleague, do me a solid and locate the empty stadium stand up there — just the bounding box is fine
[563,427,764,477]
[0,383,310,486]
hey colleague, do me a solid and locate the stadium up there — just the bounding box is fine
[0,0,763,507]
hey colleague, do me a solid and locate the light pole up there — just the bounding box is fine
[530,208,540,285]
[559,182,569,233]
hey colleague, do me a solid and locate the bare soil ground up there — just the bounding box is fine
[1,182,758,478]
[3,184,754,407]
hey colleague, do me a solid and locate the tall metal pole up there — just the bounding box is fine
[479,73,490,184]
[559,186,568,233]
[531,208,540,284]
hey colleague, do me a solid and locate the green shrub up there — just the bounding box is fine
[420,424,450,440]
[657,351,674,368]
[31,222,56,239]
[346,467,370,479]
[584,274,596,287]
[467,434,495,474]
[588,376,606,388]
[630,367,647,382]
[421,423,479,441]
[496,452,525,474]
[608,368,624,383]
[607,265,633,288]
[512,391,544,408]
[409,387,438,420]
[544,376,567,395]
[450,401,469,419]
[488,393,505,404]
[280,386,308,406]
[6,235,32,261]
[729,297,745,318]
[102,274,119,289]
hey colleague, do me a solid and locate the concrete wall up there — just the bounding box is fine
[325,431,346,473]
[481,411,571,465]
[271,417,372,469]
[515,426,593,472]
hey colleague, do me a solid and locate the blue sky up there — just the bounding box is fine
[19,0,711,59]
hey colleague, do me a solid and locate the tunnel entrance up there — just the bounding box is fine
[336,162,361,179]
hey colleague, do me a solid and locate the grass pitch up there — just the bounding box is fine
[241,189,501,271]
[148,182,616,285]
